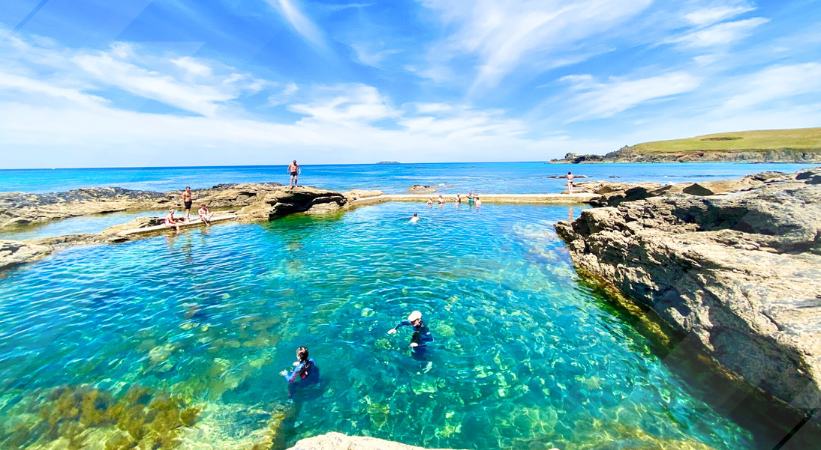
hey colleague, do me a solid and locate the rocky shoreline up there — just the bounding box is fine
[551,146,821,163]
[556,168,821,418]
[0,184,351,271]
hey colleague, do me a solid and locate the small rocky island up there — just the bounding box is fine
[556,168,821,417]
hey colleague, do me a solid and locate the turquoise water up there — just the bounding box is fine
[0,202,772,448]
[0,162,816,193]
[0,210,167,241]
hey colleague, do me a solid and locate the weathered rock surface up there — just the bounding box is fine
[408,185,436,193]
[0,240,52,269]
[556,169,821,410]
[0,184,348,271]
[287,432,450,450]
[0,183,292,230]
[573,170,793,207]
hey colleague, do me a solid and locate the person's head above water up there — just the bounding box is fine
[408,310,422,325]
[296,346,309,362]
[412,213,418,217]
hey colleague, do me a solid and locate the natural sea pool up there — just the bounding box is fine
[0,203,802,448]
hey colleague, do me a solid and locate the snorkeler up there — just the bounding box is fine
[387,311,433,358]
[279,346,319,398]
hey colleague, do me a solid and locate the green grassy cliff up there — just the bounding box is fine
[554,127,821,163]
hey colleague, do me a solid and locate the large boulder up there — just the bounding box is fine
[556,169,821,411]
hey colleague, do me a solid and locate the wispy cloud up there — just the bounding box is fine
[419,0,653,92]
[350,42,400,67]
[267,0,327,51]
[669,17,768,49]
[289,84,398,123]
[558,72,702,122]
[684,1,755,26]
[722,62,821,110]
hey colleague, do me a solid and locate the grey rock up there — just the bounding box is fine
[556,168,821,410]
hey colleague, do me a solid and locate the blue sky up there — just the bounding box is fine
[1,0,820,167]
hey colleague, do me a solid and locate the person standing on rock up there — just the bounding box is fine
[181,186,194,221]
[566,172,575,194]
[288,160,300,190]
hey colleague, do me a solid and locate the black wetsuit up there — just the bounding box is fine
[394,319,434,358]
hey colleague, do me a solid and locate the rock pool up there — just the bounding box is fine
[0,203,778,448]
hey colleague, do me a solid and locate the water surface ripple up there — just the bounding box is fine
[0,203,758,448]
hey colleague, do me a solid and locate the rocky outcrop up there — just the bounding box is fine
[287,432,449,450]
[408,185,436,194]
[0,183,290,231]
[551,147,821,163]
[556,169,821,411]
[0,185,348,271]
[0,240,52,269]
[573,170,792,207]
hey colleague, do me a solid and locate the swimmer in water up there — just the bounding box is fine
[409,213,419,224]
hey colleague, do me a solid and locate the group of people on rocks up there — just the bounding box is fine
[165,160,303,232]
[281,310,433,398]
[164,186,214,232]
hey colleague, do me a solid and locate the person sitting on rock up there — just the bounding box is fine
[198,204,212,225]
[280,346,319,398]
[437,194,445,205]
[456,194,462,205]
[164,209,180,232]
[475,195,482,208]
[388,311,433,359]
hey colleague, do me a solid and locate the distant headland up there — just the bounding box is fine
[551,127,821,163]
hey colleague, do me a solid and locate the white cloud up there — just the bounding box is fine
[267,0,327,50]
[268,82,299,106]
[684,2,755,26]
[0,71,106,107]
[350,43,400,67]
[289,84,399,123]
[560,72,702,122]
[669,17,768,49]
[722,63,821,110]
[419,0,653,91]
[171,57,213,78]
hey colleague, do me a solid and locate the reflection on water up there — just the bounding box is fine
[0,203,806,448]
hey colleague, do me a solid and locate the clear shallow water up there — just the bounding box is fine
[0,203,762,449]
[0,210,167,241]
[0,162,816,194]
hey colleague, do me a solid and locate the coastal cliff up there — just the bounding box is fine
[551,127,821,163]
[555,168,821,412]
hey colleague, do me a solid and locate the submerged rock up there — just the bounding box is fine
[556,168,821,412]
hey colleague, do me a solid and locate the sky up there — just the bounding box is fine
[1,0,820,168]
